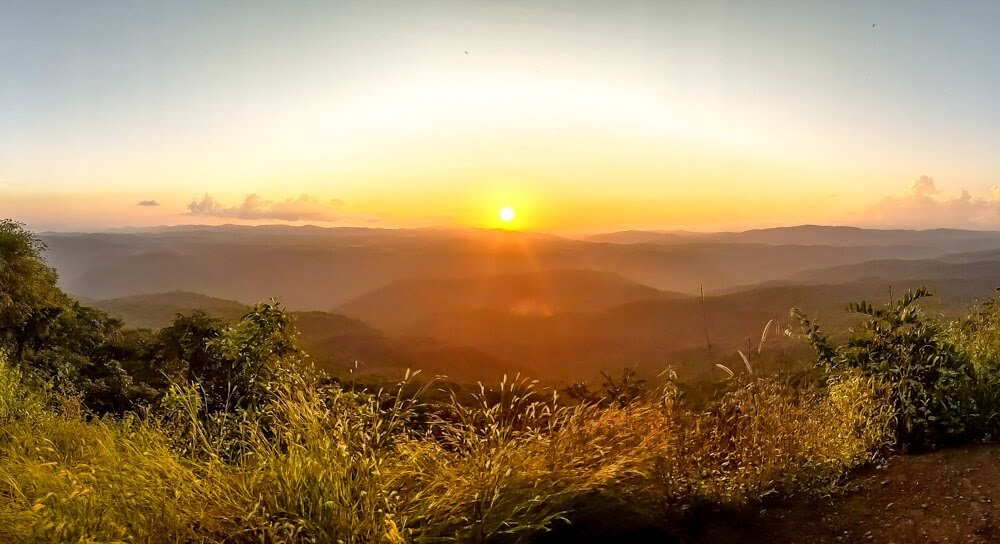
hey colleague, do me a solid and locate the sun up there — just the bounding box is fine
[499,206,516,222]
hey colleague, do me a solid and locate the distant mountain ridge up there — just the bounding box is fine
[590,225,1000,248]
[40,224,985,308]
[44,223,1000,381]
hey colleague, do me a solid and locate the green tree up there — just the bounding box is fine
[0,219,67,363]
[155,311,227,405]
[26,302,165,412]
[210,301,302,411]
[157,303,303,413]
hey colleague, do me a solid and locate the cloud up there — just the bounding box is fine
[907,175,939,198]
[136,200,160,207]
[863,176,1000,229]
[186,194,344,222]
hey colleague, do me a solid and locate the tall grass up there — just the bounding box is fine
[0,355,892,543]
[948,295,1000,436]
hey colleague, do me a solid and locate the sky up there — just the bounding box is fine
[5,1,1000,233]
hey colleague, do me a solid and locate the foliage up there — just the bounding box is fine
[0,221,172,413]
[210,301,302,410]
[0,220,306,418]
[24,302,165,413]
[156,303,303,415]
[0,220,66,364]
[946,290,1000,437]
[794,288,975,451]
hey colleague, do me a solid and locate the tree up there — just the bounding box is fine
[0,219,67,363]
[156,303,303,413]
[0,220,307,418]
[26,301,165,412]
[209,301,302,411]
[155,311,227,405]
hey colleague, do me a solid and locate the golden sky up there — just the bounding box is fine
[5,2,1000,232]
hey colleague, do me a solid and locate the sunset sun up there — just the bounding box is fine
[499,206,516,223]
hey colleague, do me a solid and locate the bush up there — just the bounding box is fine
[947,291,1000,437]
[794,288,976,451]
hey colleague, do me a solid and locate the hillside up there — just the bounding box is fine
[369,278,984,380]
[89,280,1000,383]
[792,256,1000,286]
[93,292,516,382]
[52,225,1000,382]
[337,269,685,331]
[592,225,1000,249]
[293,311,516,381]
[91,291,250,328]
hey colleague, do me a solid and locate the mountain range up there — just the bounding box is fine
[54,224,1000,381]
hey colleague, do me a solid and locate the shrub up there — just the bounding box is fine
[794,288,975,451]
[947,291,1000,437]
[563,367,649,407]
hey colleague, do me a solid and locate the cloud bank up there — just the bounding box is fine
[186,194,344,222]
[136,200,160,207]
[863,176,1000,229]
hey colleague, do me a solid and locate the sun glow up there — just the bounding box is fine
[499,207,516,223]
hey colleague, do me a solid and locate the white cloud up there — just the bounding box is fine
[908,175,939,198]
[863,176,1000,229]
[186,194,344,222]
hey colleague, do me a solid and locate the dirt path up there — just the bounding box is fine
[536,445,1000,543]
[732,445,1000,543]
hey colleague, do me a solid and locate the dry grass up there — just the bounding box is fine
[0,358,892,543]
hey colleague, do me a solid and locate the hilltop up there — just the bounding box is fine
[91,291,250,328]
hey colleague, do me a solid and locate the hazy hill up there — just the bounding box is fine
[291,311,510,380]
[586,230,706,244]
[591,225,1000,249]
[337,269,686,331]
[39,225,976,308]
[47,224,1000,381]
[792,258,1000,286]
[92,292,516,381]
[91,291,250,328]
[380,278,984,380]
[88,276,995,383]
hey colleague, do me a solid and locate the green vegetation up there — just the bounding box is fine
[0,355,892,543]
[795,289,975,451]
[6,219,1000,542]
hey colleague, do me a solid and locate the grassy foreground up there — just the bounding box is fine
[0,359,891,543]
